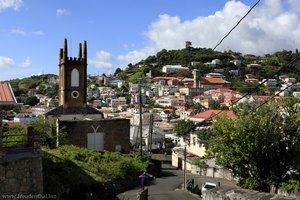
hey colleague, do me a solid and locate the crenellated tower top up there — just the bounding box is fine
[59,38,87,65]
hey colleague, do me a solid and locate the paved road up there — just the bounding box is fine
[118,166,200,200]
[117,154,238,200]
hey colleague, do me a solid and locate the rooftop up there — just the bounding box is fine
[0,82,17,106]
[189,110,236,120]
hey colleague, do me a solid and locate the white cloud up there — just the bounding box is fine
[117,46,156,65]
[11,28,26,36]
[89,51,113,69]
[0,56,15,67]
[56,8,70,16]
[115,0,300,67]
[0,0,23,11]
[32,31,44,36]
[20,57,30,67]
[288,0,300,12]
[11,29,44,36]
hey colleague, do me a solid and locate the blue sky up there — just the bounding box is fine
[0,0,300,81]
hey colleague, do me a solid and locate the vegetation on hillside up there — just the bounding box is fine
[114,43,300,94]
[8,74,57,97]
[43,145,150,199]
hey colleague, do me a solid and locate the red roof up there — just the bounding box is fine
[214,88,233,93]
[189,110,236,120]
[0,82,17,105]
[200,77,226,84]
[5,121,27,127]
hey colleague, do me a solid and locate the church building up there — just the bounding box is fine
[46,39,130,153]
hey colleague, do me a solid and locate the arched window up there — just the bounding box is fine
[71,68,79,87]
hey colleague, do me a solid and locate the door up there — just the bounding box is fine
[87,132,104,151]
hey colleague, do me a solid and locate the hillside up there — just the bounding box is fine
[8,74,58,97]
[115,44,300,85]
[6,47,300,96]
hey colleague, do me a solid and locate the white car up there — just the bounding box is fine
[201,182,217,192]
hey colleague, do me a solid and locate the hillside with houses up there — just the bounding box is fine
[4,47,300,127]
[2,46,300,198]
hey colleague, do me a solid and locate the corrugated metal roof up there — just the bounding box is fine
[0,82,17,105]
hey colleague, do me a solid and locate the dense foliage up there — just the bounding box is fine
[8,74,57,97]
[2,124,27,147]
[207,98,300,192]
[28,116,67,148]
[173,119,195,143]
[43,145,150,199]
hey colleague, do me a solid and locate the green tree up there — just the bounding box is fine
[28,116,67,148]
[207,99,300,192]
[208,99,221,109]
[24,96,39,106]
[114,67,122,76]
[173,119,194,143]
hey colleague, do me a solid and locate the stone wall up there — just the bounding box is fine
[191,165,235,181]
[202,188,298,200]
[0,156,43,196]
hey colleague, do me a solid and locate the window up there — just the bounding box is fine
[71,68,79,87]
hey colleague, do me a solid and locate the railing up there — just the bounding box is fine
[1,127,40,154]
[2,133,27,147]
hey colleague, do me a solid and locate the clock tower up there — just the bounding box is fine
[58,38,87,110]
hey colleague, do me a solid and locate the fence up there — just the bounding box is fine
[1,126,40,154]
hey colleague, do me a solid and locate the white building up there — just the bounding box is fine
[31,105,50,117]
[109,97,127,107]
[206,73,225,79]
[162,65,189,73]
[155,96,179,107]
[262,79,277,87]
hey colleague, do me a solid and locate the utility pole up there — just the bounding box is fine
[148,113,153,156]
[184,144,187,191]
[138,79,143,159]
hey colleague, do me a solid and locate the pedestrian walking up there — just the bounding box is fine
[139,172,148,190]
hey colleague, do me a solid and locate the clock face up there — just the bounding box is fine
[71,90,79,99]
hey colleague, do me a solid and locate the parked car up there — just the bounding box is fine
[201,182,217,192]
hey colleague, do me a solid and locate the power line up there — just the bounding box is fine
[213,0,261,51]
[254,81,299,111]
[193,52,300,127]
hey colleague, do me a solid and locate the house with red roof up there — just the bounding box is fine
[199,77,230,91]
[152,76,183,86]
[203,88,242,108]
[188,109,236,122]
[0,82,17,106]
[0,82,17,128]
[192,95,212,109]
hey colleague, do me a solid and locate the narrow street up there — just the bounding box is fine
[117,154,238,200]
